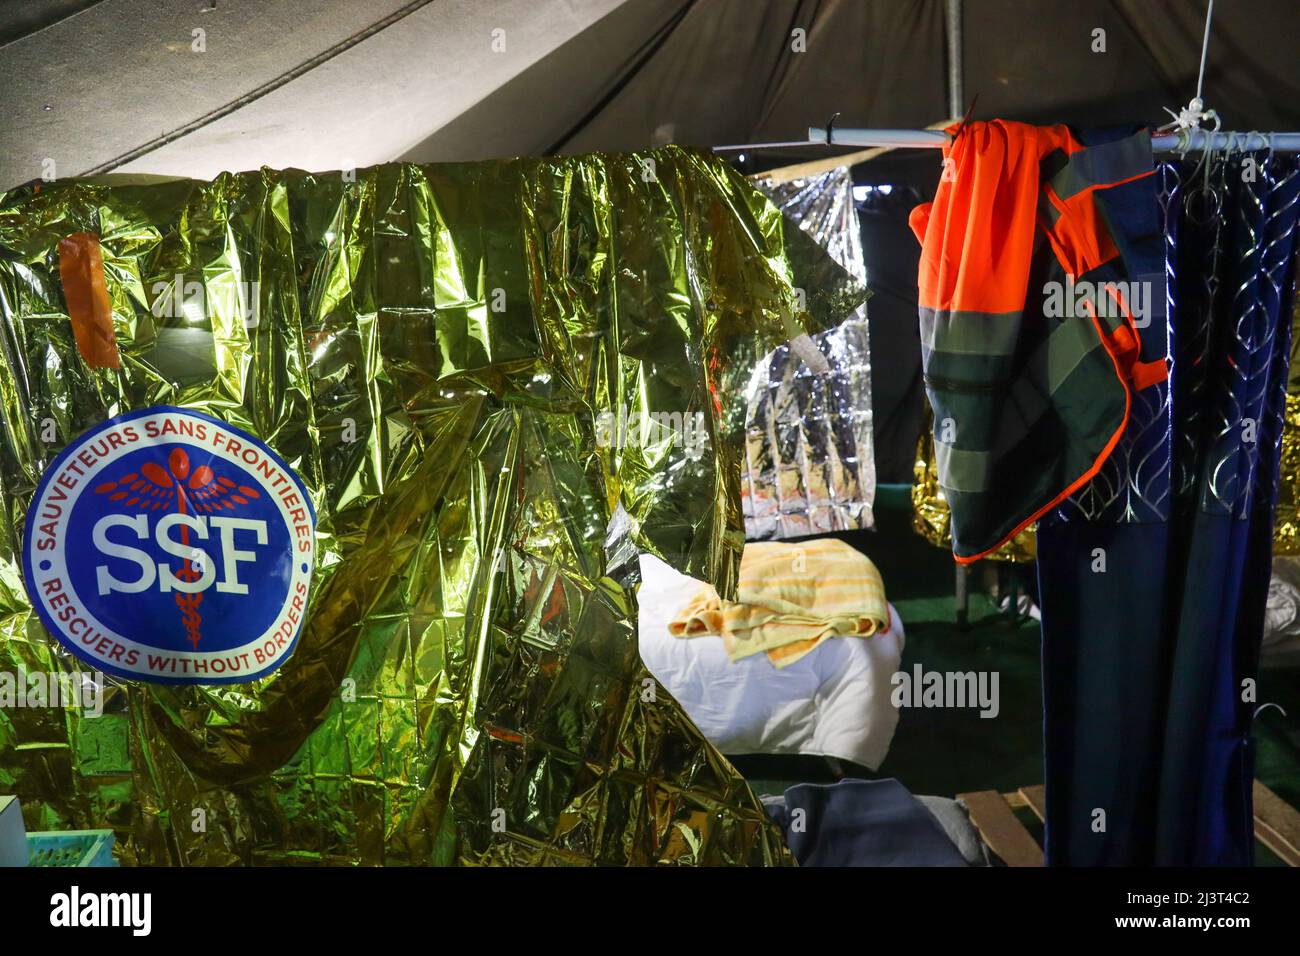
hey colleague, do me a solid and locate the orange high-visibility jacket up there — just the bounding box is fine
[910,120,1164,562]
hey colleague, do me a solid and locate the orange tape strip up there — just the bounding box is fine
[57,232,120,369]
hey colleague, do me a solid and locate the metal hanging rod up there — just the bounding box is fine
[712,139,813,152]
[805,126,1300,153]
[712,128,1300,155]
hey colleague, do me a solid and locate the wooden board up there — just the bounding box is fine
[751,117,957,185]
[979,782,1299,867]
[958,789,1043,867]
[1253,781,1300,867]
[1018,785,1047,823]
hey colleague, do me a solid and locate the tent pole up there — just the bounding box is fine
[945,0,964,122]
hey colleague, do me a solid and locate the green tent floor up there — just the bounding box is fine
[730,484,1300,865]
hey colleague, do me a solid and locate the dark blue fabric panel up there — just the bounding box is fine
[1038,146,1300,866]
[767,779,969,867]
[1038,521,1171,865]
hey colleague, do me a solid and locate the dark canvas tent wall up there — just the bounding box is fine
[2,0,1297,188]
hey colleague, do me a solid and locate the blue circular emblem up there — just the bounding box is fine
[23,406,316,684]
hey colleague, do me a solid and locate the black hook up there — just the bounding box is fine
[824,112,841,145]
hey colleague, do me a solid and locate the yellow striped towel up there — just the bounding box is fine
[667,539,890,668]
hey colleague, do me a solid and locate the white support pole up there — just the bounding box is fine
[809,127,952,149]
[808,126,1300,153]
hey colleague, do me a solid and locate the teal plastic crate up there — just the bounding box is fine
[27,829,118,867]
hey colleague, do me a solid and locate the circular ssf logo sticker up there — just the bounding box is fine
[23,406,316,684]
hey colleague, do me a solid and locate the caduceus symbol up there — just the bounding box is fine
[93,447,262,649]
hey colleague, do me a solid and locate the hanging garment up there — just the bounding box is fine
[909,120,1162,562]
[744,168,876,540]
[668,539,889,668]
[0,148,864,865]
[1037,144,1300,865]
[912,409,1038,562]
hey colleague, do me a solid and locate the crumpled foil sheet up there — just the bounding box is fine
[742,168,875,540]
[1272,297,1300,554]
[0,148,863,865]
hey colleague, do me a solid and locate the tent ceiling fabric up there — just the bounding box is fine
[1,0,1298,189]
[0,0,633,188]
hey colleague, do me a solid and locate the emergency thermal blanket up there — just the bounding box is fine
[743,168,875,539]
[0,148,863,865]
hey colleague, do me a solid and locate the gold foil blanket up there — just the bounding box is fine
[0,148,863,865]
[1273,297,1300,554]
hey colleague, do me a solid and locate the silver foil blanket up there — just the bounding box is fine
[744,168,875,540]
